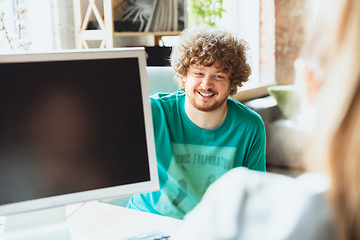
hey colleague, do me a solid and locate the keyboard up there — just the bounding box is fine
[126,231,171,240]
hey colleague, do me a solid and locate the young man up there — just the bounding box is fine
[127,26,266,219]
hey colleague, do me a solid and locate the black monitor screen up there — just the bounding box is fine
[0,57,151,205]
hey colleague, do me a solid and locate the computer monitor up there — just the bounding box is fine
[0,48,159,239]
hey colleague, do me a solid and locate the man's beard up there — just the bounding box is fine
[187,89,230,112]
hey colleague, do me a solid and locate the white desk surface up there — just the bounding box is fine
[67,201,183,240]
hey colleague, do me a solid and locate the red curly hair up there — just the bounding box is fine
[170,26,252,96]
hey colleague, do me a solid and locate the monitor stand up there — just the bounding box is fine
[5,206,73,240]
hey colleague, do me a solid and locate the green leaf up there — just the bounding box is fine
[187,0,226,26]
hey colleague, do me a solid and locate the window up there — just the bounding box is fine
[0,0,60,53]
[216,0,260,88]
[216,0,276,101]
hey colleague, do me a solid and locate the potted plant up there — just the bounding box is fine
[187,0,226,26]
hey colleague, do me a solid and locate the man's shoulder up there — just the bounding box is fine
[227,98,264,125]
[151,91,185,102]
[150,91,185,112]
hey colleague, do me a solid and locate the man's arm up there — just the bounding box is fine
[243,124,266,172]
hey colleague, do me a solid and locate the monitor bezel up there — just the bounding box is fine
[0,47,159,215]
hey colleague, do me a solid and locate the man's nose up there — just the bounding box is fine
[201,75,214,89]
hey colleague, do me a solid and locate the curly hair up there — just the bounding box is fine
[170,26,252,96]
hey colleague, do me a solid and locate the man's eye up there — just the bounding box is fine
[194,72,203,76]
[215,75,225,80]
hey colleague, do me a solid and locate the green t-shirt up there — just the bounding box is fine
[127,92,266,219]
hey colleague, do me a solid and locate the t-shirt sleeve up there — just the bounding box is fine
[150,96,163,142]
[243,118,266,172]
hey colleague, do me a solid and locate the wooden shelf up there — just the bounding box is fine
[78,30,180,41]
[73,0,182,49]
[113,31,181,37]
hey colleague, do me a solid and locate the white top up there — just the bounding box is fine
[171,167,337,240]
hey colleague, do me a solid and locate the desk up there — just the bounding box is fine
[67,201,183,240]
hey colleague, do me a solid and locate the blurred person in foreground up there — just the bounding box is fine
[171,0,360,239]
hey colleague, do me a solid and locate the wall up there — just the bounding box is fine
[58,0,75,49]
[275,0,306,85]
[259,0,276,84]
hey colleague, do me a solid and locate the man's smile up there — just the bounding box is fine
[198,91,216,98]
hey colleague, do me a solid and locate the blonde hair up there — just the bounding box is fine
[170,26,251,96]
[303,0,360,239]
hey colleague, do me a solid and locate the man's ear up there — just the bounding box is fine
[305,68,321,103]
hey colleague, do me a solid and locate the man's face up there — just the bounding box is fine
[183,64,232,112]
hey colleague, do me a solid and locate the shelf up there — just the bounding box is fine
[79,30,180,40]
[73,0,184,49]
[113,31,181,37]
